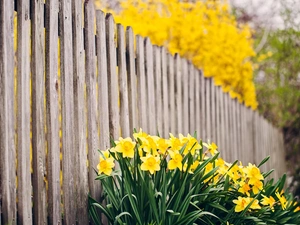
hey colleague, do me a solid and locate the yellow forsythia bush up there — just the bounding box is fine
[96,0,258,109]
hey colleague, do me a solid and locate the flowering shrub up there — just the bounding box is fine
[89,130,300,224]
[95,0,258,109]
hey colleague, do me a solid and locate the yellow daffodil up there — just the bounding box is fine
[169,133,183,151]
[203,142,218,156]
[275,191,287,210]
[233,196,261,212]
[141,154,161,174]
[244,163,264,185]
[97,157,115,176]
[115,137,136,158]
[168,150,183,171]
[261,195,276,212]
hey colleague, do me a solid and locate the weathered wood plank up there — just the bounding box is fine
[106,14,120,138]
[200,73,206,141]
[182,60,189,134]
[174,54,182,135]
[31,0,47,224]
[205,78,211,141]
[215,86,221,148]
[0,0,17,224]
[210,80,216,142]
[117,24,130,137]
[154,46,163,134]
[188,64,195,134]
[96,10,110,149]
[17,0,32,223]
[223,92,229,161]
[145,38,156,135]
[84,1,100,200]
[72,0,89,223]
[45,0,61,223]
[161,48,169,138]
[126,27,138,134]
[59,0,76,223]
[136,35,148,132]
[168,54,175,135]
[195,70,201,139]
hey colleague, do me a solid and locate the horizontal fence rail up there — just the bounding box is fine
[0,0,287,224]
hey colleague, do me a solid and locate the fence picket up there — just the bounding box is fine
[73,0,89,223]
[45,0,61,223]
[175,55,182,135]
[126,27,138,134]
[162,48,169,138]
[168,54,175,135]
[195,70,201,139]
[0,0,16,224]
[96,10,110,149]
[189,64,195,134]
[31,0,47,223]
[154,46,163,134]
[182,60,189,134]
[136,35,148,132]
[145,38,156,135]
[84,1,100,200]
[117,24,130,137]
[106,14,120,139]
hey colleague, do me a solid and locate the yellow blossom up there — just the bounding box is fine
[141,154,160,174]
[233,196,261,212]
[97,157,115,176]
[275,191,287,210]
[203,142,218,156]
[168,151,183,171]
[115,137,136,158]
[261,195,276,211]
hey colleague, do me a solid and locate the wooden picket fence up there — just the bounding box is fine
[0,0,287,224]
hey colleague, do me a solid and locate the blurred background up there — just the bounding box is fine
[95,0,300,197]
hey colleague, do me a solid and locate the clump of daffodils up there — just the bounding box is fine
[90,130,300,225]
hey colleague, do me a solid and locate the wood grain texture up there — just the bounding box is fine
[59,0,76,223]
[126,27,138,134]
[161,48,169,138]
[31,0,47,224]
[205,78,211,141]
[136,35,148,132]
[174,54,183,135]
[0,0,16,224]
[210,80,216,142]
[182,60,189,135]
[84,1,100,200]
[188,64,195,134]
[200,72,206,141]
[72,0,89,224]
[168,54,175,135]
[145,38,156,135]
[154,46,163,134]
[96,10,110,149]
[17,0,32,223]
[195,70,201,139]
[117,24,130,137]
[45,0,61,223]
[106,14,120,138]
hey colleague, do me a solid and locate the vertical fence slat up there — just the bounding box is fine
[17,0,32,223]
[210,80,216,142]
[162,48,169,138]
[154,46,162,134]
[117,24,130,137]
[59,0,76,223]
[84,1,100,200]
[136,35,148,131]
[205,78,211,141]
[45,0,61,223]
[106,14,120,139]
[200,73,206,141]
[195,70,201,139]
[188,64,195,134]
[168,54,175,135]
[145,38,156,135]
[96,10,110,149]
[182,60,189,134]
[32,0,47,223]
[174,55,182,135]
[0,0,16,223]
[73,0,89,223]
[126,27,138,134]
[215,86,221,148]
